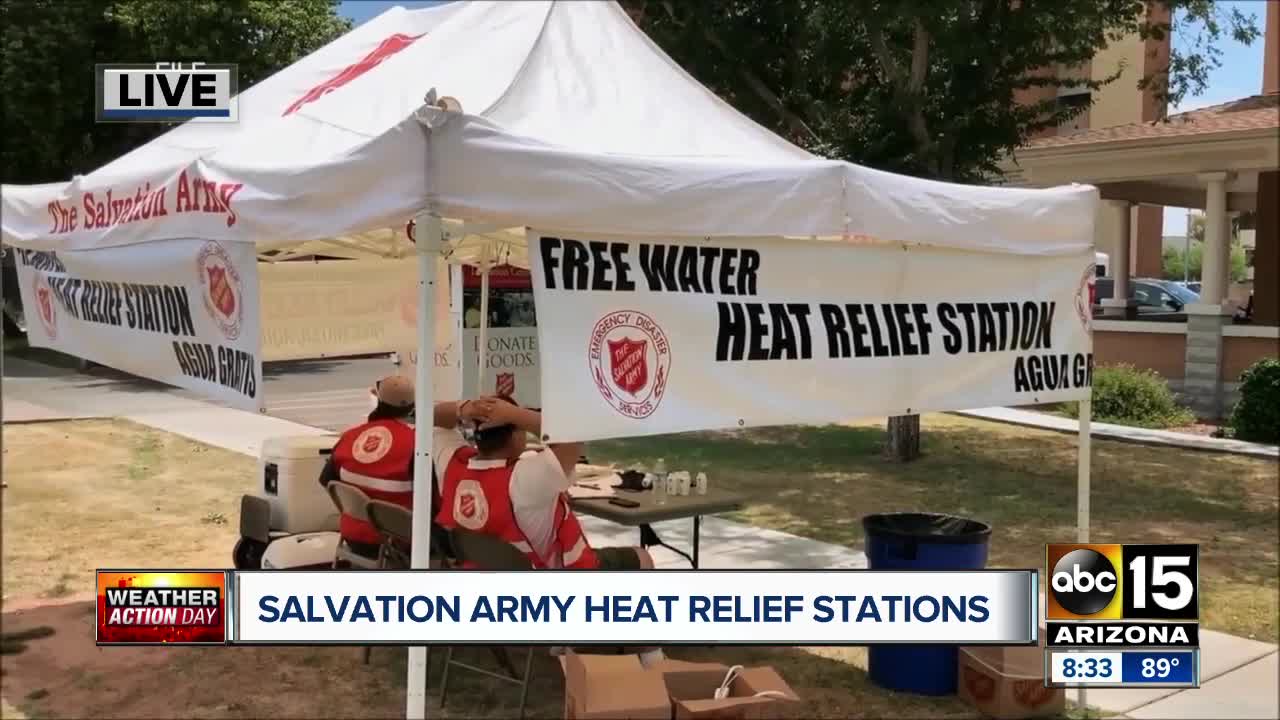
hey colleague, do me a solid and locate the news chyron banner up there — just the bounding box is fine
[14,239,263,411]
[97,570,1037,646]
[526,231,1095,443]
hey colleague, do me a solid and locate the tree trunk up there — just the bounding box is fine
[886,415,921,462]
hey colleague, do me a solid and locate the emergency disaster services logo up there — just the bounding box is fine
[33,273,57,340]
[197,241,244,341]
[352,426,394,464]
[589,310,671,419]
[1076,262,1096,331]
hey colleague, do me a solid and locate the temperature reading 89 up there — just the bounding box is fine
[1142,657,1180,678]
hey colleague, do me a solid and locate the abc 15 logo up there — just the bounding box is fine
[1046,544,1199,621]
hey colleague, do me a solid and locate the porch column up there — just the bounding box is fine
[1198,172,1233,308]
[1183,172,1235,419]
[1255,171,1279,325]
[1100,200,1136,318]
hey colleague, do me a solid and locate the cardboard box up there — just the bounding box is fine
[957,634,1063,720]
[663,666,802,720]
[562,654,671,720]
[561,654,803,720]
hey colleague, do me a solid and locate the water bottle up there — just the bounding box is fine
[654,458,668,505]
[695,471,708,495]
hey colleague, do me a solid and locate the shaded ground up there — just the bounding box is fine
[0,420,982,719]
[591,414,1280,642]
[4,415,1271,718]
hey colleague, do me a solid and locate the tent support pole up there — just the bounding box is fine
[1075,396,1092,714]
[406,211,441,720]
[477,247,492,394]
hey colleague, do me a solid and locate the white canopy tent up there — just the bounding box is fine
[2,2,1097,716]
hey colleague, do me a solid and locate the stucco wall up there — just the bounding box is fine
[1221,335,1279,382]
[1094,328,1187,378]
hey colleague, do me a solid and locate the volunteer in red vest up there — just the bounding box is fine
[319,375,448,560]
[432,395,654,572]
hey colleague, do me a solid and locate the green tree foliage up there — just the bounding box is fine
[624,0,1259,183]
[1,0,351,184]
[1064,364,1194,429]
[1167,212,1244,283]
[1229,358,1280,444]
[623,0,1257,460]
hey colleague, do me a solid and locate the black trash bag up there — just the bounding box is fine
[862,512,991,544]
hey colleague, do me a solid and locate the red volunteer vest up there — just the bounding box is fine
[435,446,599,569]
[331,419,415,545]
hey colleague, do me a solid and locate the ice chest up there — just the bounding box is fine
[663,666,802,720]
[258,434,338,534]
[957,635,1063,720]
[563,654,670,720]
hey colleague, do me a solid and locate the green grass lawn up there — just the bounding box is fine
[588,414,1280,642]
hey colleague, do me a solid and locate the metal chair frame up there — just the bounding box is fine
[440,529,537,720]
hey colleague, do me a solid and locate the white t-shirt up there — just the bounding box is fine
[433,428,572,565]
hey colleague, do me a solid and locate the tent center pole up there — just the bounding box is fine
[477,248,491,394]
[406,211,442,720]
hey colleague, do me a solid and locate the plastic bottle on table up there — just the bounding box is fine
[695,471,708,495]
[654,458,668,505]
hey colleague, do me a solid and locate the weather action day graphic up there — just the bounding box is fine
[96,571,228,645]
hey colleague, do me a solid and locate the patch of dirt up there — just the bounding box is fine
[1,420,252,604]
[1,600,413,719]
[1166,422,1223,437]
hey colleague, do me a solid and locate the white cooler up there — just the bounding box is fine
[259,434,340,534]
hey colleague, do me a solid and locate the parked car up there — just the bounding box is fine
[1094,277,1200,316]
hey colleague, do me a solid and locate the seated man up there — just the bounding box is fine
[432,395,653,571]
[319,375,450,563]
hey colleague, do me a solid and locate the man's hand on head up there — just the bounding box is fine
[476,396,528,429]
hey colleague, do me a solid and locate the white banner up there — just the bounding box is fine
[14,240,264,411]
[461,327,540,407]
[400,327,541,408]
[529,231,1095,442]
[233,570,1037,645]
[259,258,417,361]
[396,260,463,401]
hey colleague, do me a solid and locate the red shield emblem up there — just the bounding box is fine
[608,337,649,395]
[495,372,515,397]
[361,433,382,455]
[36,287,53,326]
[206,266,236,317]
[459,494,476,519]
[283,33,426,116]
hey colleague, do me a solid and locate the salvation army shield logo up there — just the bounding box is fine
[197,242,244,340]
[33,274,56,340]
[588,310,671,419]
[609,338,648,394]
[453,479,489,531]
[495,372,516,398]
[1076,262,1096,331]
[352,426,393,464]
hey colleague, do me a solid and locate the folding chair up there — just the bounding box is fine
[366,499,414,570]
[324,482,380,570]
[440,529,536,720]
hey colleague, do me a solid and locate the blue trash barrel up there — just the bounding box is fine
[863,512,992,696]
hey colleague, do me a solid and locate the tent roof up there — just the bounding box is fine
[2,1,1096,258]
